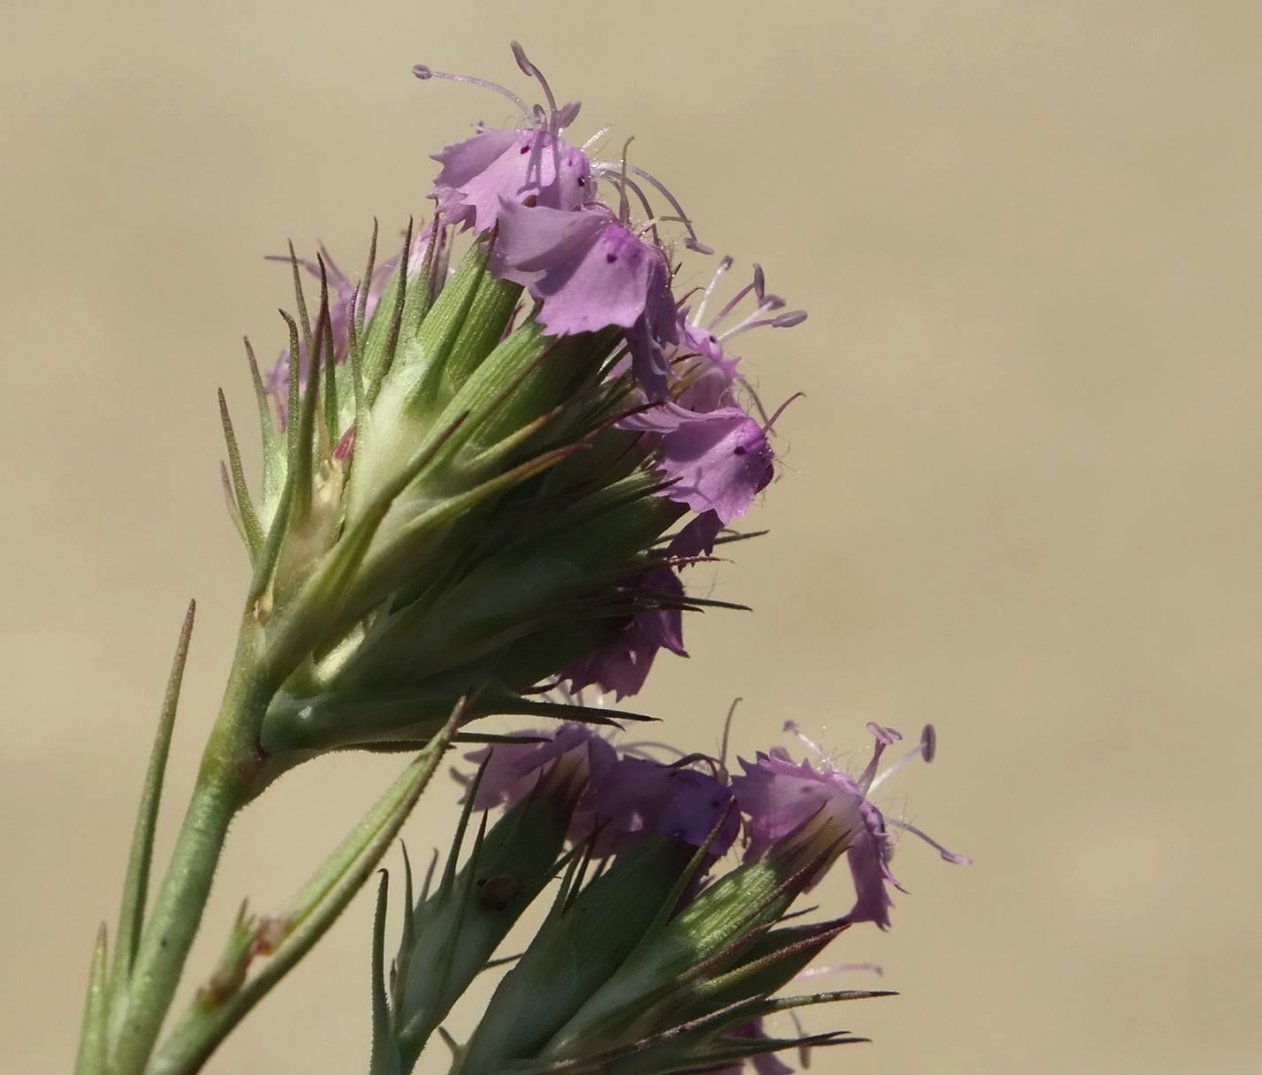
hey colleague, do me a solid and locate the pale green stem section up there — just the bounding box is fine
[107,629,269,1075]
[147,717,458,1075]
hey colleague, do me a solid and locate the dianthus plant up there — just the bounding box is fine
[72,43,967,1075]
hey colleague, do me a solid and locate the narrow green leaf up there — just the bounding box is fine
[357,218,379,341]
[379,218,414,386]
[218,390,263,555]
[246,465,295,609]
[73,925,109,1075]
[110,601,195,993]
[243,338,284,516]
[283,310,301,463]
[400,239,490,408]
[362,220,414,406]
[369,872,401,1075]
[286,240,314,356]
[287,301,324,522]
[219,462,244,542]
[399,844,416,956]
[347,281,367,426]
[316,259,340,448]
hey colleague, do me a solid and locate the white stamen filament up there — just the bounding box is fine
[412,64,530,121]
[692,255,734,328]
[868,723,935,794]
[888,818,973,866]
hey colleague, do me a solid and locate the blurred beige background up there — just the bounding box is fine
[4,1,1260,1072]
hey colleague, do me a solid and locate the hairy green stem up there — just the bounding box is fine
[107,631,269,1075]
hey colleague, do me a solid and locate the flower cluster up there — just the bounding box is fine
[235,44,807,763]
[366,718,967,1074]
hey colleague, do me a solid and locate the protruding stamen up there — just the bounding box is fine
[797,962,885,980]
[554,100,582,131]
[761,391,803,437]
[718,309,808,341]
[783,719,832,765]
[709,278,760,330]
[719,696,742,775]
[511,41,557,112]
[582,125,611,152]
[692,255,734,328]
[616,137,634,224]
[510,41,579,133]
[856,723,903,791]
[412,64,530,120]
[869,723,938,793]
[626,163,707,252]
[889,818,973,866]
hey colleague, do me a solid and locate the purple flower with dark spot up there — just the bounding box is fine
[733,724,969,930]
[462,722,736,862]
[619,402,774,528]
[491,200,676,327]
[431,127,593,234]
[489,200,680,396]
[562,567,687,700]
[576,755,738,860]
[417,43,594,235]
[464,722,617,813]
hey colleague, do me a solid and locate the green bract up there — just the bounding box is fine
[223,229,690,764]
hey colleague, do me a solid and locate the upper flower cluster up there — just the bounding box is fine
[233,43,807,761]
[414,43,805,695]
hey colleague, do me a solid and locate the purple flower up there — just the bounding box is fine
[491,201,675,329]
[668,511,725,560]
[431,127,593,234]
[620,261,805,557]
[418,43,593,235]
[463,722,736,862]
[576,755,738,860]
[562,568,687,700]
[621,403,774,525]
[464,722,617,813]
[489,200,680,396]
[732,724,969,930]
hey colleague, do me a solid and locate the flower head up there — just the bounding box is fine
[733,723,970,929]
[236,44,803,762]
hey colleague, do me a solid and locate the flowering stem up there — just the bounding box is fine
[107,626,270,1075]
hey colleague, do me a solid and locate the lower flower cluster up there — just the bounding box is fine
[368,718,968,1075]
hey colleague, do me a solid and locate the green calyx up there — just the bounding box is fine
[447,826,879,1075]
[455,835,702,1074]
[216,224,691,763]
[374,757,589,1073]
